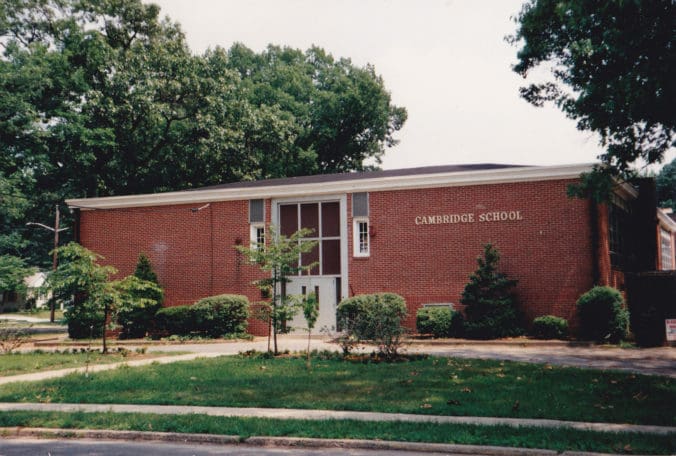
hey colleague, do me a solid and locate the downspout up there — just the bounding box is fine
[210,204,215,295]
[590,199,600,285]
[73,208,81,243]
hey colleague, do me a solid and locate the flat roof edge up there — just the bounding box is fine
[66,163,595,210]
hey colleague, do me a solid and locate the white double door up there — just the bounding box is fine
[286,277,338,334]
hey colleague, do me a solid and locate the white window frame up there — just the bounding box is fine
[353,217,370,257]
[250,223,265,250]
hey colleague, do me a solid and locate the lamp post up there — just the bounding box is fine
[26,204,68,322]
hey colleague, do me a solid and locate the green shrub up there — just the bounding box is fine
[337,293,407,359]
[65,305,104,339]
[155,305,195,336]
[531,315,569,340]
[461,244,523,339]
[416,306,464,338]
[114,276,164,339]
[155,295,249,337]
[576,286,628,343]
[192,294,249,337]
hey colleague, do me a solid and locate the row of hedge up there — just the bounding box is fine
[414,286,629,342]
[154,294,249,337]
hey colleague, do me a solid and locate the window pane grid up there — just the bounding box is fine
[283,201,341,277]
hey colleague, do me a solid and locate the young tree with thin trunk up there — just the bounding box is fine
[236,226,317,355]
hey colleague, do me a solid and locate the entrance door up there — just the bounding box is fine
[286,277,339,333]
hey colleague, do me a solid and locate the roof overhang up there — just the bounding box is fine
[66,163,595,210]
[658,209,676,231]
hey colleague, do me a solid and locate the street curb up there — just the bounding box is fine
[2,403,674,435]
[0,427,626,456]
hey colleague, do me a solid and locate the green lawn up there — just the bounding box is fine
[0,351,171,376]
[1,411,674,454]
[0,353,672,426]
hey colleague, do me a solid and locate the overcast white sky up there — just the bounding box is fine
[149,0,673,172]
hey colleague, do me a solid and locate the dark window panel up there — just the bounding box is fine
[321,202,340,237]
[280,204,298,237]
[301,203,319,236]
[322,239,341,275]
[301,242,320,276]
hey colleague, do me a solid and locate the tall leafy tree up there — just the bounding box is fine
[511,0,675,197]
[656,158,676,212]
[226,43,407,174]
[0,254,36,308]
[0,0,406,265]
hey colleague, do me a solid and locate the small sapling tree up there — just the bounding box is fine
[300,292,319,367]
[236,225,317,355]
[47,243,118,352]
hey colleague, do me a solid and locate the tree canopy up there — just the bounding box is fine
[511,0,674,187]
[656,158,676,212]
[0,0,406,266]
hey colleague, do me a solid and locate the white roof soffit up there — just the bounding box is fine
[658,209,676,231]
[66,163,595,210]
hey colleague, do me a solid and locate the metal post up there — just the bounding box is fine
[50,205,59,322]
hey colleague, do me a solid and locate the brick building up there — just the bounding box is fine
[66,163,676,335]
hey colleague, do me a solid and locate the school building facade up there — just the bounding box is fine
[66,163,676,335]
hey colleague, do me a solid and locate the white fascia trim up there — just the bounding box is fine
[66,163,595,210]
[658,209,676,231]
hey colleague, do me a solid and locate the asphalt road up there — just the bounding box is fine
[0,438,461,456]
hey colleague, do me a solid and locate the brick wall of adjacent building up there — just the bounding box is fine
[347,178,595,329]
[80,178,604,335]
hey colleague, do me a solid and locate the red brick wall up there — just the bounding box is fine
[79,178,600,335]
[347,179,595,328]
[79,201,271,336]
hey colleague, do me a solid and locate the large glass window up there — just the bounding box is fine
[279,201,341,276]
[661,228,674,270]
[608,195,631,269]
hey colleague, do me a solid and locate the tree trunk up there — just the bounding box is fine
[306,328,312,369]
[102,302,108,354]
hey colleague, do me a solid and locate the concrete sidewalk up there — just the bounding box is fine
[0,353,222,386]
[1,402,674,435]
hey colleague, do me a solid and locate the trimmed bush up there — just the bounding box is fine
[192,294,249,337]
[576,286,629,343]
[337,293,407,359]
[531,315,569,340]
[155,305,194,336]
[416,306,464,338]
[65,305,104,339]
[155,295,249,337]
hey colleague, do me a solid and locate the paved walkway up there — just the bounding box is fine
[0,353,222,386]
[0,315,52,323]
[136,337,676,377]
[1,402,673,435]
[17,336,676,377]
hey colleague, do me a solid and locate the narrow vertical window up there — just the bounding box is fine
[353,218,369,257]
[250,224,265,250]
[249,199,265,250]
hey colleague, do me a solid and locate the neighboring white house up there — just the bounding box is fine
[0,271,50,312]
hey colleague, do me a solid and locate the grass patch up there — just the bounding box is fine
[0,410,673,454]
[0,350,173,376]
[0,354,672,426]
